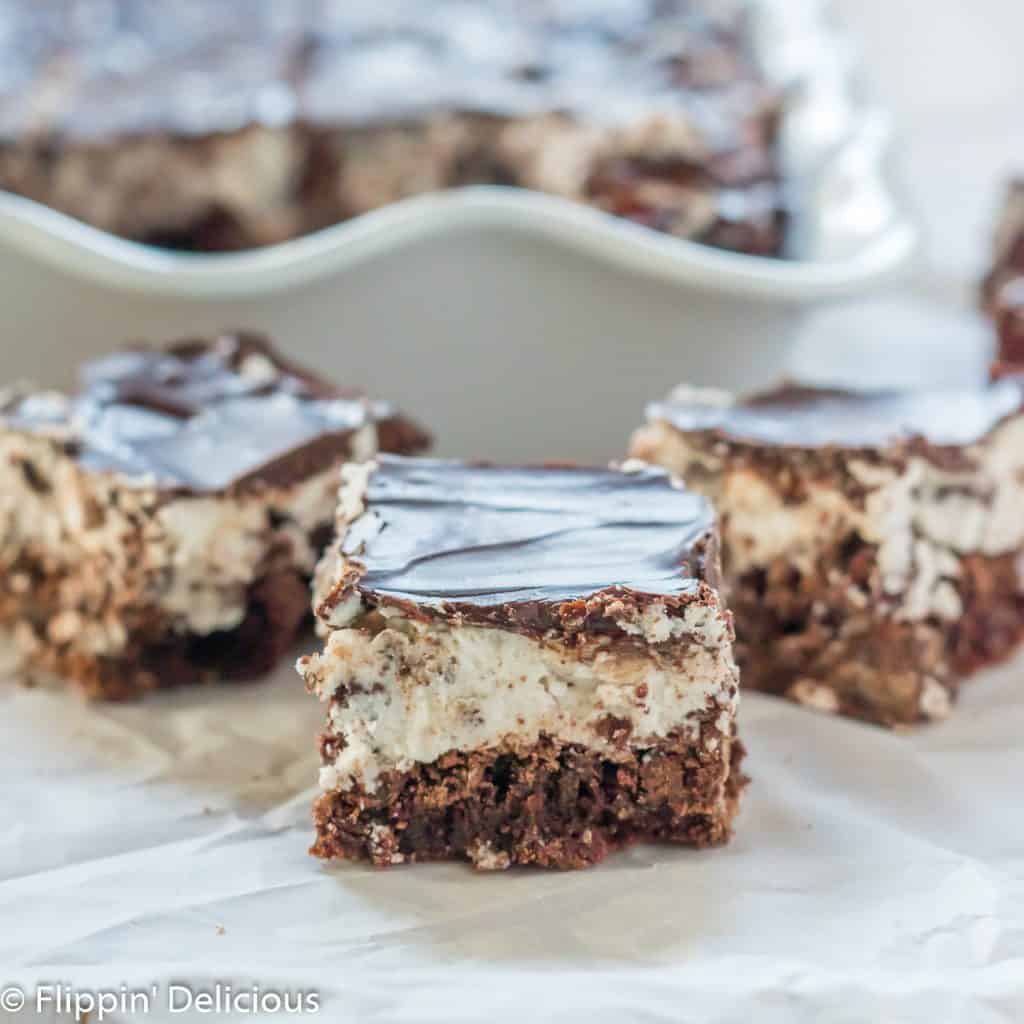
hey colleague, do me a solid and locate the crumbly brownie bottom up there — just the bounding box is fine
[3,569,310,701]
[312,727,745,871]
[731,547,1024,727]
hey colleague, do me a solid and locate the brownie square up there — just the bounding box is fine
[631,381,1024,726]
[298,456,745,869]
[0,331,428,699]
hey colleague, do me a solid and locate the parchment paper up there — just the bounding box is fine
[2,646,1021,1023]
[1,0,1023,1015]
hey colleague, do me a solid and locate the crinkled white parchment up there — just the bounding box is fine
[1,647,1022,1023]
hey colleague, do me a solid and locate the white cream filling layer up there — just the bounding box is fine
[631,414,1024,622]
[152,418,373,636]
[301,602,738,794]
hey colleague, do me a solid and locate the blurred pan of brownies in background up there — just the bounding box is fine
[0,0,786,255]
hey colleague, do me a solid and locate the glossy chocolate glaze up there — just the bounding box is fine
[649,380,1024,451]
[0,0,768,146]
[2,332,427,493]
[340,456,718,623]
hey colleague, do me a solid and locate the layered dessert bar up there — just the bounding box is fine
[0,332,428,699]
[0,1,784,256]
[299,456,744,870]
[630,381,1024,727]
[983,179,1024,375]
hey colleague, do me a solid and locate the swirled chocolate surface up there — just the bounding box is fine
[342,455,718,616]
[0,0,766,143]
[649,380,1024,452]
[2,332,427,493]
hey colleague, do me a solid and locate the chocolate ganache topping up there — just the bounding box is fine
[0,0,768,146]
[339,456,719,624]
[649,379,1024,451]
[3,332,386,493]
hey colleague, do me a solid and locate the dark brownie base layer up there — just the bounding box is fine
[1,566,310,701]
[731,544,1024,727]
[312,726,745,871]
